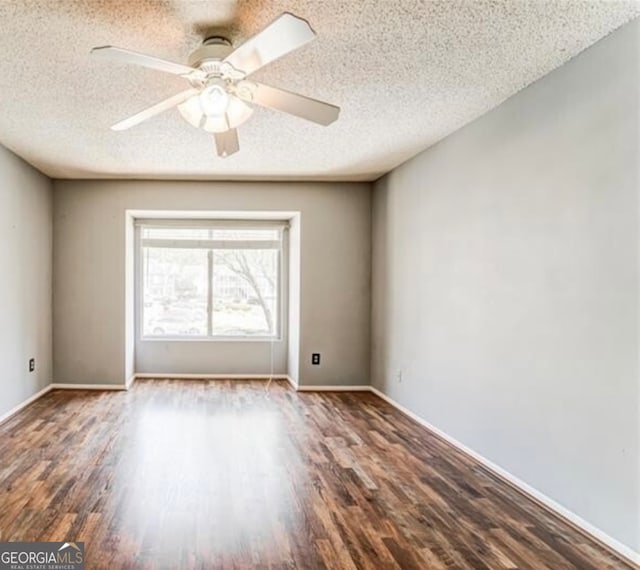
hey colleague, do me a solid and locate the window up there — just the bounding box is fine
[139,222,284,339]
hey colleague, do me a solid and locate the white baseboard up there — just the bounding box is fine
[0,385,52,425]
[51,383,128,391]
[296,385,371,392]
[368,386,640,566]
[134,373,290,380]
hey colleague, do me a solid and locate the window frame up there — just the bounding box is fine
[135,220,287,342]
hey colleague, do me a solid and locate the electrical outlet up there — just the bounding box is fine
[311,353,321,366]
[29,358,35,373]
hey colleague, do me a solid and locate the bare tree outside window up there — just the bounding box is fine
[213,249,278,335]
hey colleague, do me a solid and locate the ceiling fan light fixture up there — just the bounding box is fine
[178,92,254,133]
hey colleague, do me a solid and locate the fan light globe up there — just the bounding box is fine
[199,84,229,116]
[202,98,254,133]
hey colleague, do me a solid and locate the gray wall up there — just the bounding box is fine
[371,20,639,552]
[53,180,371,387]
[0,145,52,417]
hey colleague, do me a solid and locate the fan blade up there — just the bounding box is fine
[224,12,315,76]
[239,83,339,126]
[111,88,199,131]
[214,129,240,158]
[91,46,198,77]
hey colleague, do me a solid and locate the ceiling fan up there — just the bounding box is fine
[91,12,340,158]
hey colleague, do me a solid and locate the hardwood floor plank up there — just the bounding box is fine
[0,380,634,569]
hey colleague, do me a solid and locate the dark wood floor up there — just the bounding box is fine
[0,380,632,569]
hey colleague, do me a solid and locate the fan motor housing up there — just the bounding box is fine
[188,37,233,68]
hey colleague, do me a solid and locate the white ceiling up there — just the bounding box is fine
[0,0,637,181]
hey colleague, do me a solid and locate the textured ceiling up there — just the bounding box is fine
[0,0,638,181]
